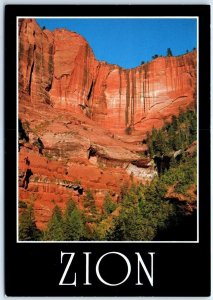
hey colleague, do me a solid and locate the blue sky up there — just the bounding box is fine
[36,18,197,69]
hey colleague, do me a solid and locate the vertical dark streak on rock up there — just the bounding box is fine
[169,58,172,92]
[147,64,150,109]
[166,60,168,93]
[138,67,142,116]
[131,69,135,126]
[144,64,148,112]
[125,70,130,126]
[28,62,34,96]
[87,80,94,101]
[91,63,101,109]
[118,67,122,122]
[82,44,89,102]
[27,43,35,96]
[152,62,155,108]
[142,68,145,113]
[46,43,54,92]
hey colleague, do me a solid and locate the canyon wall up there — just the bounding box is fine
[19,18,197,133]
[18,19,197,230]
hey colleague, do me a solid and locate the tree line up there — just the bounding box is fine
[141,47,196,65]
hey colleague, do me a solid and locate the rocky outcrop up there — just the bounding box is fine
[19,19,197,134]
[18,19,54,105]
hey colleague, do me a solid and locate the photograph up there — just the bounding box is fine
[18,17,198,242]
[5,5,210,296]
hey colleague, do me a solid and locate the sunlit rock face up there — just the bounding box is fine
[19,18,196,134]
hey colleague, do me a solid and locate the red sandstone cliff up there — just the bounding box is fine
[18,19,197,229]
[19,18,197,134]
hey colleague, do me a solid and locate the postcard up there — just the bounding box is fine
[5,4,210,296]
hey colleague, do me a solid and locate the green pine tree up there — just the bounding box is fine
[65,199,76,216]
[83,190,97,214]
[167,48,173,57]
[63,208,85,241]
[19,205,41,241]
[44,205,64,241]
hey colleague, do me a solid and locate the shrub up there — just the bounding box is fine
[19,200,27,208]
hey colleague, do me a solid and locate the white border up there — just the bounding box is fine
[16,16,199,243]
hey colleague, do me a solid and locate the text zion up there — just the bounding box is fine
[59,251,155,287]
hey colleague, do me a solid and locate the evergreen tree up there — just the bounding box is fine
[63,208,85,241]
[65,199,76,216]
[83,189,97,214]
[103,193,117,215]
[167,48,173,57]
[44,205,64,241]
[19,205,41,241]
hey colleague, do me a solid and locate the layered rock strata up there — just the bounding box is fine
[19,18,197,134]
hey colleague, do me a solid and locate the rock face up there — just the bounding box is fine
[19,18,197,134]
[18,19,54,105]
[18,19,197,230]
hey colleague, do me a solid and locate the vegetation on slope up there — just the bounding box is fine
[19,109,197,241]
[146,109,196,157]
